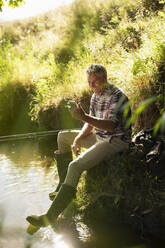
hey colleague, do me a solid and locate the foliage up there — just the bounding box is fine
[0,0,24,11]
[0,82,36,135]
[0,0,165,133]
[142,0,165,12]
[153,111,165,135]
[126,97,157,129]
[75,152,165,239]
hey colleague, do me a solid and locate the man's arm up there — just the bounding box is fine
[72,123,94,156]
[70,103,116,133]
[82,114,116,133]
[75,122,94,139]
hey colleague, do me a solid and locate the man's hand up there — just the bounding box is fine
[72,138,81,156]
[69,102,86,121]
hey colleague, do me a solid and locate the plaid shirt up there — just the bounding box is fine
[89,84,132,141]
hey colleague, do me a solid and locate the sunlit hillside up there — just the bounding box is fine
[0,0,165,134]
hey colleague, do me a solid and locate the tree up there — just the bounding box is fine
[0,0,25,12]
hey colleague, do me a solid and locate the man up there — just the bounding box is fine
[26,64,132,233]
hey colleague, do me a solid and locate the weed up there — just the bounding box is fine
[0,0,165,133]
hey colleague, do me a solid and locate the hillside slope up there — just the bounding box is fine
[0,0,165,133]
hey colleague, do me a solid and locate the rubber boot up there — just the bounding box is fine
[26,184,76,232]
[49,151,72,201]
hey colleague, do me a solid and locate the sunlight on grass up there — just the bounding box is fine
[0,0,165,132]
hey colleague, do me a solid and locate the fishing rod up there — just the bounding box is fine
[0,128,81,142]
[0,130,60,142]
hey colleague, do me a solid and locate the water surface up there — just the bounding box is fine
[0,139,75,248]
[0,139,157,248]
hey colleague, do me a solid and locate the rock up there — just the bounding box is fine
[132,128,165,178]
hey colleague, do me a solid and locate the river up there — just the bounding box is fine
[0,137,87,248]
[0,137,160,248]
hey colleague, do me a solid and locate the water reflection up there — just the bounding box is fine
[0,138,59,248]
[0,138,162,248]
[0,138,91,248]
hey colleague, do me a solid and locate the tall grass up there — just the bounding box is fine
[0,0,165,132]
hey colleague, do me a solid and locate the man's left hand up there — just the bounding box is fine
[69,103,86,121]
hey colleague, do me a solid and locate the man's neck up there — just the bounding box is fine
[96,82,109,95]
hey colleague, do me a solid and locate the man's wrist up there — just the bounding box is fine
[74,135,82,144]
[82,113,89,122]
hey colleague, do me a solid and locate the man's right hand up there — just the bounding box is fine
[72,123,94,156]
[72,138,81,157]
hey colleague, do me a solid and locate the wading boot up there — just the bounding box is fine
[49,151,72,201]
[26,184,76,234]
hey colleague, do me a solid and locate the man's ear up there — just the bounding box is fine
[103,75,107,82]
[102,75,107,85]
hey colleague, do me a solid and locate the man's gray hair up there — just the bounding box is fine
[86,64,107,78]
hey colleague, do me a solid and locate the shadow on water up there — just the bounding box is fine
[0,137,164,248]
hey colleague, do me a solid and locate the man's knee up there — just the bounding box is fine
[57,131,66,144]
[67,160,83,176]
[64,160,83,187]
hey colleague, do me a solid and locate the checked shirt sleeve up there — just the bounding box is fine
[108,89,129,126]
[89,94,95,116]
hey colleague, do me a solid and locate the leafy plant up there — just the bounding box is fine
[0,0,24,11]
[153,111,165,135]
[126,97,157,129]
[0,0,165,133]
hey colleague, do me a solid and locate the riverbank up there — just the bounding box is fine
[0,2,165,245]
[0,0,165,135]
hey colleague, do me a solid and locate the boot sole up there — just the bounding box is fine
[27,224,40,235]
[49,192,57,201]
[26,215,49,227]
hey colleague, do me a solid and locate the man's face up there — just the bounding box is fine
[88,73,107,94]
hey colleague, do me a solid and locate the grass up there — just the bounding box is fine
[74,151,165,241]
[0,0,165,133]
[1,2,165,243]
